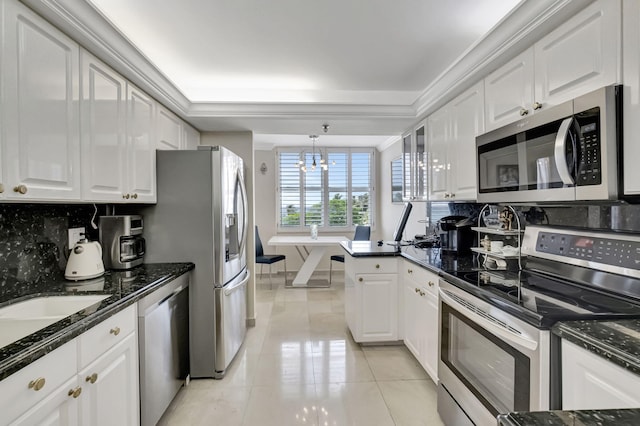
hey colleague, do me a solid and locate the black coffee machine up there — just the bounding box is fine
[437,215,475,256]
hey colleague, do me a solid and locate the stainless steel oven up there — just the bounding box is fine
[438,280,550,426]
[438,225,640,425]
[476,85,621,203]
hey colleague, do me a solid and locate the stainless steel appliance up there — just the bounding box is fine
[438,225,640,425]
[138,273,189,426]
[99,215,146,269]
[437,216,475,256]
[477,85,621,203]
[142,146,249,378]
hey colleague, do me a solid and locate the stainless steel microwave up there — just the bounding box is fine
[476,85,621,203]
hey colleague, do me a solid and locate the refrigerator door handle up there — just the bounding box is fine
[236,169,249,258]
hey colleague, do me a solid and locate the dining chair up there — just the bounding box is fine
[330,225,370,284]
[255,226,287,288]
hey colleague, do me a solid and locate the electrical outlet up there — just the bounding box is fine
[68,227,85,248]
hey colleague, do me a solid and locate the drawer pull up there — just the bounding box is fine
[533,101,543,111]
[428,281,435,287]
[414,288,420,293]
[419,290,426,296]
[375,264,380,269]
[68,387,82,398]
[132,193,138,199]
[86,373,98,384]
[28,377,46,391]
[407,269,413,274]
[13,184,28,194]
[110,327,121,336]
[0,183,4,193]
[358,277,363,282]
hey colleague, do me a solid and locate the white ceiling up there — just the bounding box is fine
[87,0,521,147]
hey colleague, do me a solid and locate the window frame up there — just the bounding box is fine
[275,146,376,233]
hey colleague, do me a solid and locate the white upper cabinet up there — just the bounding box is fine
[126,83,157,203]
[485,0,621,132]
[183,122,201,150]
[81,51,127,202]
[402,122,428,201]
[428,81,483,201]
[80,54,156,203]
[622,0,640,197]
[156,105,183,150]
[449,82,484,200]
[1,0,81,201]
[534,0,620,108]
[484,49,535,131]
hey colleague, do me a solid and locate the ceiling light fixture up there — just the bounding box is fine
[298,134,327,173]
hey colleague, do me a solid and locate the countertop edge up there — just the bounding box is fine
[0,263,194,381]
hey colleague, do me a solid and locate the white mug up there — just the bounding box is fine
[491,241,504,252]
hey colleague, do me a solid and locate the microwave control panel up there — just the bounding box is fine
[535,231,640,270]
[575,108,602,186]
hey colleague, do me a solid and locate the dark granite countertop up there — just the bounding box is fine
[497,409,640,425]
[339,240,403,257]
[552,319,640,376]
[0,262,194,381]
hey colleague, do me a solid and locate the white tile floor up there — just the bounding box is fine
[159,277,445,426]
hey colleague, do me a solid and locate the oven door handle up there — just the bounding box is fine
[554,117,575,187]
[439,288,538,352]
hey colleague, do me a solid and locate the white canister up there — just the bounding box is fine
[310,224,318,240]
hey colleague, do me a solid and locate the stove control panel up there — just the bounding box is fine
[535,231,640,270]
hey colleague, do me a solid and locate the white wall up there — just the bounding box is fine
[378,140,427,242]
[200,132,257,323]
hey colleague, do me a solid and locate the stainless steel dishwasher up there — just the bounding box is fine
[138,273,190,426]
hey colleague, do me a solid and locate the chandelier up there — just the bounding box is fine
[299,134,328,172]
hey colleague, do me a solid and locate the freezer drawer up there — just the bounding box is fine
[138,273,189,426]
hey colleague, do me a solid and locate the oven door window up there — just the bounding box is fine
[441,303,530,416]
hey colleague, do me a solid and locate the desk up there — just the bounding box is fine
[267,235,348,287]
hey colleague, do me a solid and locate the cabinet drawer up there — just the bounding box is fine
[353,258,397,274]
[0,339,77,423]
[79,305,136,367]
[403,262,439,295]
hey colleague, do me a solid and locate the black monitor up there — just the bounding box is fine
[392,202,413,242]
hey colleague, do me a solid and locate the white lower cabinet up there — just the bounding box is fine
[562,339,640,410]
[402,261,439,383]
[345,256,398,343]
[0,305,139,426]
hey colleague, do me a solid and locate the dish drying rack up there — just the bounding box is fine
[471,204,525,272]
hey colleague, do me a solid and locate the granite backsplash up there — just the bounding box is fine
[0,204,116,298]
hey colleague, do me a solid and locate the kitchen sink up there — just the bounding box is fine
[0,295,110,348]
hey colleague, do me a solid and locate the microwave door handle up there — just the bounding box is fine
[554,117,575,186]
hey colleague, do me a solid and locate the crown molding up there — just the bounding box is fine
[411,0,596,119]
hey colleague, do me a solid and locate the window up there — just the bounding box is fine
[277,148,375,231]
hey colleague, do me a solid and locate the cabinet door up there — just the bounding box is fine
[2,0,81,200]
[156,105,183,150]
[10,377,80,426]
[127,84,156,203]
[80,51,127,202]
[562,339,640,410]
[422,289,439,383]
[79,333,139,426]
[534,0,621,110]
[449,82,484,201]
[427,106,450,201]
[484,48,534,132]
[357,273,398,342]
[401,132,413,200]
[183,123,200,150]
[403,282,421,359]
[622,0,640,196]
[414,124,428,201]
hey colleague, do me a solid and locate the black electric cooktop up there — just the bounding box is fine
[444,268,640,329]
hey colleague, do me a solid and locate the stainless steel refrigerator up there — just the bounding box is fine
[142,146,249,378]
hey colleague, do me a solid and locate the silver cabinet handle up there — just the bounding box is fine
[554,117,575,186]
[13,184,27,194]
[28,377,46,391]
[519,108,529,116]
[533,102,543,110]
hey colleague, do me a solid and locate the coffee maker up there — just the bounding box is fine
[437,215,475,256]
[99,215,146,269]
